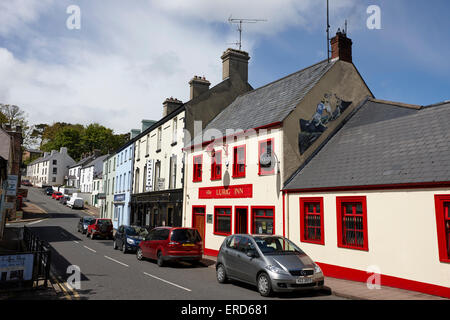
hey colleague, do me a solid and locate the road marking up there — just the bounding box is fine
[83,245,96,253]
[104,256,129,267]
[143,272,192,292]
[27,219,46,226]
[73,241,79,244]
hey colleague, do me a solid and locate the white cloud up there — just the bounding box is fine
[0,0,362,134]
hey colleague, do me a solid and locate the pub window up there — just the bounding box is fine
[300,198,324,245]
[211,150,222,181]
[434,195,450,263]
[172,117,177,144]
[193,155,203,182]
[258,139,275,175]
[336,196,368,251]
[214,207,232,236]
[232,145,246,178]
[251,207,274,235]
[157,127,162,151]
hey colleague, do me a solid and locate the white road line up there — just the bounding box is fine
[143,272,192,292]
[27,220,45,226]
[73,241,79,244]
[83,245,97,253]
[104,256,129,267]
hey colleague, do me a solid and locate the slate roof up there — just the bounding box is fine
[284,99,450,190]
[70,154,98,168]
[81,154,109,169]
[189,59,336,144]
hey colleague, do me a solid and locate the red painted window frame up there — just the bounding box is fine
[336,196,369,251]
[434,195,450,263]
[300,197,325,245]
[234,206,248,234]
[258,138,275,176]
[213,206,232,236]
[232,145,246,178]
[210,150,222,181]
[192,155,203,182]
[192,205,206,249]
[250,206,275,235]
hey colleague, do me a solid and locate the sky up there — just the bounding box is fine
[0,0,449,135]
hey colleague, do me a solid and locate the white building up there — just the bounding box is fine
[68,150,102,189]
[27,147,75,187]
[80,154,108,193]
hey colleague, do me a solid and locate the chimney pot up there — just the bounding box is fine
[189,75,211,100]
[163,97,183,117]
[331,31,353,63]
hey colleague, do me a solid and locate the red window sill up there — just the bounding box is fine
[211,177,222,181]
[192,179,202,183]
[439,258,450,264]
[213,232,231,236]
[338,244,369,252]
[232,174,246,179]
[301,239,325,246]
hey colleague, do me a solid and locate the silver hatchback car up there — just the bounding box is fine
[216,234,324,296]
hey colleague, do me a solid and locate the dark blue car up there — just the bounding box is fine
[113,225,148,253]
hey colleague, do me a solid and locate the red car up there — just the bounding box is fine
[136,227,203,267]
[87,218,113,240]
[52,192,63,200]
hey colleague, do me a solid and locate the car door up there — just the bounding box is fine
[141,229,156,258]
[222,235,242,279]
[150,229,170,258]
[235,236,261,284]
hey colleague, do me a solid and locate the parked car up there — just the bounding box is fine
[114,225,148,253]
[77,216,96,234]
[21,180,32,187]
[45,187,54,196]
[136,227,203,267]
[215,234,324,297]
[67,197,84,209]
[59,195,71,205]
[86,218,113,240]
[52,192,64,200]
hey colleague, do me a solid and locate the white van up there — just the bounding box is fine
[67,197,84,209]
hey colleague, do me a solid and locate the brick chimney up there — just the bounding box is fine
[221,48,250,83]
[189,76,211,100]
[162,97,183,117]
[331,29,352,63]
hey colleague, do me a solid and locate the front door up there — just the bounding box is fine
[235,207,248,234]
[193,207,206,247]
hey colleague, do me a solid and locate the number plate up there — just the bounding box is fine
[182,243,195,246]
[296,277,313,284]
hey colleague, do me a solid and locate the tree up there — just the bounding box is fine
[0,104,35,148]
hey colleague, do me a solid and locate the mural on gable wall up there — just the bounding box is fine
[298,93,352,155]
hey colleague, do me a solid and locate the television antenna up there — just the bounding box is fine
[228,16,267,50]
[326,0,331,62]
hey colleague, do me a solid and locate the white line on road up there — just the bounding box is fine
[83,245,97,253]
[143,272,192,292]
[73,241,79,244]
[104,256,129,267]
[27,220,45,226]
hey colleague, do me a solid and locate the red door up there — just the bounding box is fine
[193,207,206,248]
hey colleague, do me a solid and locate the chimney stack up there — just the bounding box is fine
[189,76,211,100]
[331,30,353,63]
[141,120,157,132]
[221,48,250,83]
[162,97,183,117]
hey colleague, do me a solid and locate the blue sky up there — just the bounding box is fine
[0,0,449,134]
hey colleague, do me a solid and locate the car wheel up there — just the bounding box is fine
[257,273,273,297]
[113,240,118,250]
[122,244,128,254]
[86,231,90,238]
[136,248,144,261]
[216,264,228,284]
[157,251,165,267]
[90,232,95,240]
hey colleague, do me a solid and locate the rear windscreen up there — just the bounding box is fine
[170,229,201,243]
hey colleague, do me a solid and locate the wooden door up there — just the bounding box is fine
[193,207,206,247]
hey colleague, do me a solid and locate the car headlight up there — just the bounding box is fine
[126,238,135,245]
[265,265,287,274]
[83,224,88,229]
[314,263,322,274]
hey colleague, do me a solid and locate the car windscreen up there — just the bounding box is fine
[253,236,303,255]
[97,220,112,226]
[83,217,95,224]
[170,229,201,243]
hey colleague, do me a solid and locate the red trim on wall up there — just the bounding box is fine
[434,194,450,263]
[204,248,220,257]
[299,197,325,245]
[284,181,450,193]
[250,206,276,235]
[213,206,232,236]
[258,138,275,176]
[316,262,450,299]
[199,184,253,199]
